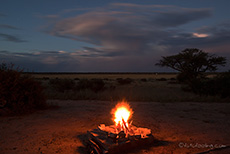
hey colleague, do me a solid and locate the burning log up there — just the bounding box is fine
[87,101,154,154]
[87,131,108,151]
[87,131,109,154]
[122,118,129,133]
[88,139,102,154]
[87,124,154,154]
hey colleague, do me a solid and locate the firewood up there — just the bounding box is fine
[87,124,154,154]
[108,132,117,143]
[87,131,109,152]
[128,134,135,141]
[122,118,129,132]
[88,139,101,154]
[135,135,141,139]
[108,132,117,139]
[118,131,126,138]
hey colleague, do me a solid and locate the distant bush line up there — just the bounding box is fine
[1,62,229,116]
[48,78,106,93]
[41,73,230,101]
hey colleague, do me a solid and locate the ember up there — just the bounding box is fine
[87,101,154,154]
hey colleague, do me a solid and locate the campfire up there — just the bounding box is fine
[87,101,154,154]
[111,102,133,135]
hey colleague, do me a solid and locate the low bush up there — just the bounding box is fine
[42,77,50,80]
[117,78,133,85]
[76,79,105,93]
[187,71,230,98]
[156,78,167,81]
[90,79,105,92]
[49,79,75,92]
[140,78,147,82]
[0,63,47,114]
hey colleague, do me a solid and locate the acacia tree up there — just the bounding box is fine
[156,48,226,82]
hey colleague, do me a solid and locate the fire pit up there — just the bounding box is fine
[87,101,154,154]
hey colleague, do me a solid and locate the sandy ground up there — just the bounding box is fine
[0,100,229,154]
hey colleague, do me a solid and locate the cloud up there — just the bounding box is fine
[4,3,227,72]
[0,49,164,72]
[0,50,80,72]
[45,3,213,59]
[162,20,230,48]
[154,8,212,27]
[38,14,59,19]
[0,24,20,30]
[0,33,26,43]
[0,13,6,17]
[192,33,209,38]
[196,21,230,44]
[36,3,230,72]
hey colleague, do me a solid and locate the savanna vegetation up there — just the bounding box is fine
[28,71,229,102]
[0,63,47,115]
[1,48,229,115]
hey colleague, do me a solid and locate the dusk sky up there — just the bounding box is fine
[0,0,230,72]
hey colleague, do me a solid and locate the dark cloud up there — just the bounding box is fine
[196,21,230,44]
[0,50,10,54]
[3,3,227,72]
[46,3,213,59]
[0,50,80,72]
[0,24,20,30]
[154,8,212,27]
[0,33,26,43]
[80,47,125,57]
[35,3,230,72]
[160,20,230,49]
[0,49,164,72]
[0,13,6,17]
[37,14,59,19]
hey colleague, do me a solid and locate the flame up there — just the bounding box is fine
[111,101,133,132]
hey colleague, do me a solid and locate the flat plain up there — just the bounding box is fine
[1,73,229,154]
[30,73,226,102]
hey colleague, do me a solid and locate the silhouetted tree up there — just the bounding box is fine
[156,48,226,82]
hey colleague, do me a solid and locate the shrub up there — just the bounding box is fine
[0,63,46,114]
[140,78,147,82]
[117,78,133,85]
[177,72,189,82]
[49,78,75,92]
[76,79,91,90]
[187,71,230,98]
[215,71,230,98]
[42,77,50,80]
[76,79,105,93]
[156,78,167,81]
[90,79,105,92]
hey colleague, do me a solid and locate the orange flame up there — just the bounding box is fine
[111,101,133,132]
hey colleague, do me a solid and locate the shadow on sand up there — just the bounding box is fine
[76,133,170,154]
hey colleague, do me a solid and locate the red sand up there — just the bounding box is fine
[0,100,229,154]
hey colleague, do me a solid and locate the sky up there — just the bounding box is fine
[0,0,230,72]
